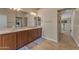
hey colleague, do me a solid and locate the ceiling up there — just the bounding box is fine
[21,8,40,13]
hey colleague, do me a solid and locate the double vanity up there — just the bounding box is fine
[0,27,42,50]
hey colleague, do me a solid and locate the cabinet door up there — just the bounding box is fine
[31,29,35,41]
[34,29,38,39]
[33,29,40,40]
[28,30,32,43]
[0,35,3,50]
[16,31,22,49]
[38,28,42,37]
[21,31,28,46]
[2,33,16,50]
[28,29,37,42]
[16,31,28,49]
[28,28,42,43]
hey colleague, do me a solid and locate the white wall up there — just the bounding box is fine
[73,9,79,47]
[0,15,7,28]
[0,8,16,28]
[38,8,58,42]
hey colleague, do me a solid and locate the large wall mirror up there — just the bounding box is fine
[15,11,28,28]
[34,16,41,27]
[16,17,22,28]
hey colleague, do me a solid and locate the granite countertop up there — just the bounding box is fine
[0,27,42,34]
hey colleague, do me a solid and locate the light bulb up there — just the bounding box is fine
[30,12,36,16]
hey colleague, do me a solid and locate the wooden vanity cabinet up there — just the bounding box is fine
[0,35,3,50]
[16,30,28,49]
[27,30,33,43]
[28,28,42,43]
[1,33,16,50]
[27,29,36,43]
[21,30,28,46]
[0,28,42,50]
[32,28,42,40]
[16,31,22,49]
[38,28,42,37]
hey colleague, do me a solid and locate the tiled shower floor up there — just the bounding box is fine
[19,37,45,50]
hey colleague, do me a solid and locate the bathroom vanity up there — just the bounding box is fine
[0,27,42,50]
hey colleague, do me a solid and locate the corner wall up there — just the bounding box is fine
[38,8,58,42]
[73,9,79,47]
[0,8,16,28]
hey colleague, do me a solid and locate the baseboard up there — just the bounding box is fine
[42,36,58,43]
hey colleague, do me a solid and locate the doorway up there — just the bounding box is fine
[58,8,75,41]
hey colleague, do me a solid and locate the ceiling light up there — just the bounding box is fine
[30,12,37,16]
[10,8,22,11]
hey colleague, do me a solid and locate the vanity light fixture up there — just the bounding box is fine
[30,12,36,16]
[9,8,22,11]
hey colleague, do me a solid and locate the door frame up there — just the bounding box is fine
[57,8,75,42]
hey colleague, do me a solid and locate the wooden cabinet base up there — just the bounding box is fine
[0,28,42,50]
[1,33,16,50]
[16,30,28,49]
